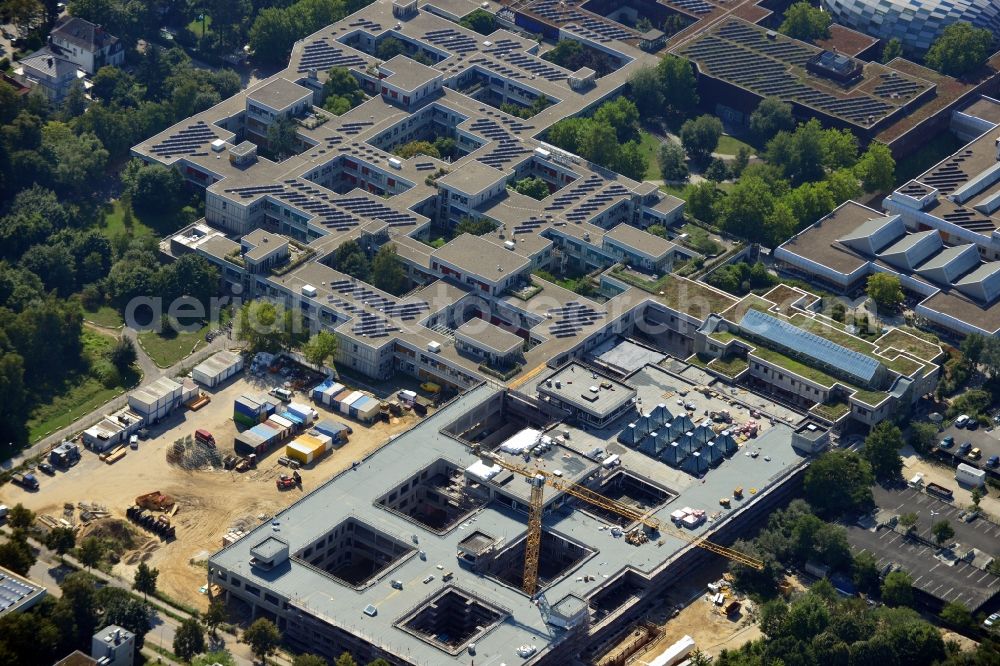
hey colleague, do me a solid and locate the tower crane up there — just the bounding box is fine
[472,445,764,596]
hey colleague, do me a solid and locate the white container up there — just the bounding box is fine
[339,391,364,415]
[956,463,986,487]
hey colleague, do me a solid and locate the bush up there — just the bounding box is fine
[90,359,122,389]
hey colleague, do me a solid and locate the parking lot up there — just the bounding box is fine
[935,422,1000,472]
[0,368,429,609]
[846,523,1000,612]
[873,485,1000,556]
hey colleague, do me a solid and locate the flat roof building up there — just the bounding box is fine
[0,566,46,617]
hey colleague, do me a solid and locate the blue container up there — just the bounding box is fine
[235,397,260,417]
[314,420,348,442]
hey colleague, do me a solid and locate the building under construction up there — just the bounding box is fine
[208,361,821,664]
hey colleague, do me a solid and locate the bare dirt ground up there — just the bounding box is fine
[0,373,428,610]
[635,563,762,660]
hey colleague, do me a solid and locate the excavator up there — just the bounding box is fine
[471,444,764,596]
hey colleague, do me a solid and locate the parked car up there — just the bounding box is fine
[939,436,954,449]
[270,387,293,402]
[958,441,972,455]
[970,447,982,460]
[955,414,970,428]
[967,419,980,431]
[988,455,999,468]
[38,462,55,475]
[984,612,1000,627]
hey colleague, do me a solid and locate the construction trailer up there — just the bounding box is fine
[235,423,280,456]
[956,463,986,488]
[285,433,333,465]
[312,420,350,445]
[192,350,244,387]
[128,377,196,423]
[312,380,346,406]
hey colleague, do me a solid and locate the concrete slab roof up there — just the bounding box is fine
[247,78,312,111]
[431,233,530,278]
[211,372,810,664]
[537,362,636,417]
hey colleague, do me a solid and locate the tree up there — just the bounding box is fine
[718,175,777,243]
[656,56,698,113]
[207,0,252,50]
[512,176,550,200]
[628,66,664,118]
[931,519,954,546]
[132,562,158,599]
[121,160,186,215]
[925,22,993,76]
[237,300,304,354]
[971,486,983,509]
[77,537,104,570]
[680,115,722,164]
[40,123,109,195]
[614,141,647,181]
[658,142,688,182]
[6,503,34,530]
[909,422,937,454]
[881,570,913,607]
[882,37,902,63]
[593,97,639,143]
[45,527,76,558]
[456,217,497,235]
[377,37,407,60]
[0,531,35,575]
[685,181,719,223]
[940,601,973,629]
[862,422,904,481]
[733,145,751,176]
[803,450,874,517]
[335,654,357,666]
[459,8,496,34]
[267,116,299,160]
[97,587,154,648]
[578,122,618,166]
[750,97,795,144]
[395,140,439,159]
[249,7,308,65]
[705,157,730,182]
[853,550,881,594]
[174,617,207,662]
[855,142,896,193]
[107,337,138,371]
[321,67,365,115]
[867,273,904,310]
[293,656,328,666]
[780,2,831,41]
[204,599,227,637]
[243,617,281,663]
[899,512,918,531]
[766,119,827,183]
[302,331,339,372]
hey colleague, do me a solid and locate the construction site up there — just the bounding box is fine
[208,359,824,665]
[0,371,425,608]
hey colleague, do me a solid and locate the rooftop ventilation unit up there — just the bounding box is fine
[302,284,318,297]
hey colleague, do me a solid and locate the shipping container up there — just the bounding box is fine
[233,411,258,428]
[323,383,345,405]
[340,391,364,415]
[280,411,304,429]
[352,396,381,422]
[287,401,317,423]
[313,420,349,445]
[956,463,986,488]
[331,388,354,407]
[235,396,262,417]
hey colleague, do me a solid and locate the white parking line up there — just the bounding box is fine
[913,575,924,585]
[967,569,978,578]
[930,562,941,571]
[977,573,990,584]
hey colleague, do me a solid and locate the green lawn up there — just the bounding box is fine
[139,323,210,368]
[83,304,124,328]
[26,330,139,442]
[100,199,190,240]
[716,135,754,156]
[187,14,212,38]
[659,183,688,198]
[637,130,662,180]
